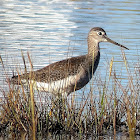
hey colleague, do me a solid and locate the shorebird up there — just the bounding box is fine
[11,27,129,96]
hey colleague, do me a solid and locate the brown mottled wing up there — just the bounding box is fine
[33,55,86,82]
[11,55,87,84]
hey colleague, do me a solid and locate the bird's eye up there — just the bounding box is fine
[97,31,103,36]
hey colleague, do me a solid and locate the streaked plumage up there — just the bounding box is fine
[11,27,128,96]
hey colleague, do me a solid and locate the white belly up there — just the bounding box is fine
[22,68,91,96]
[30,75,77,96]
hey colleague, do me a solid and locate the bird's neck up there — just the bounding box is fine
[87,36,100,60]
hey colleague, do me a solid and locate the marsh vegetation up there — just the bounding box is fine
[0,52,139,140]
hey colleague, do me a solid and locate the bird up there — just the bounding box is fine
[11,27,129,97]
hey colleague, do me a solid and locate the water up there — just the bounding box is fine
[0,0,140,138]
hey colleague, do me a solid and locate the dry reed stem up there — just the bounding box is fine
[27,52,36,140]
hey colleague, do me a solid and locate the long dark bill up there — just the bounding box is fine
[104,36,129,50]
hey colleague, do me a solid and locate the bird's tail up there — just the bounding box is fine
[10,73,30,85]
[10,75,21,85]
